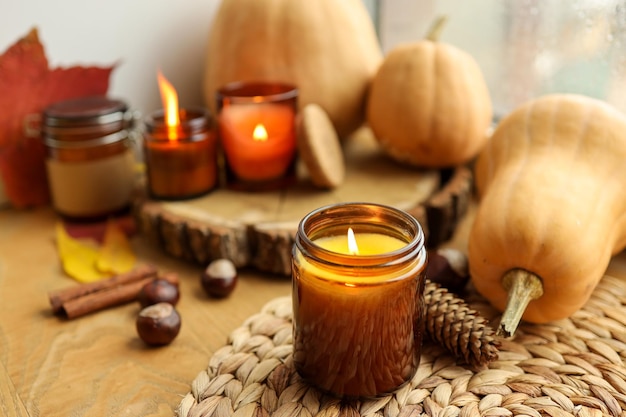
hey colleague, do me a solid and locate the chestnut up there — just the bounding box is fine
[137,278,180,308]
[425,248,469,294]
[136,302,181,346]
[201,258,237,298]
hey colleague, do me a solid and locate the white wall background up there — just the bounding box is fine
[4,0,623,122]
[1,0,221,117]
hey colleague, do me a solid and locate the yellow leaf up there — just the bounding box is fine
[96,218,136,274]
[55,222,109,283]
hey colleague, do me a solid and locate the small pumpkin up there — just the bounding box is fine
[469,94,626,337]
[204,0,382,138]
[367,17,492,168]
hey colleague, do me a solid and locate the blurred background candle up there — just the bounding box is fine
[144,72,217,200]
[292,202,427,398]
[42,96,136,220]
[216,81,298,190]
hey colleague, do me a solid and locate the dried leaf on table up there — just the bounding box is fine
[55,222,109,283]
[0,27,115,208]
[56,219,137,282]
[96,218,136,275]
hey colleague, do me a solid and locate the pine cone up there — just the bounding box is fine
[424,279,500,367]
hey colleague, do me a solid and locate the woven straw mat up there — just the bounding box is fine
[176,275,626,417]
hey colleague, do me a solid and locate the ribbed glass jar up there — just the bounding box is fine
[292,202,427,398]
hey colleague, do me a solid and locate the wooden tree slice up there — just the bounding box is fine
[133,128,473,275]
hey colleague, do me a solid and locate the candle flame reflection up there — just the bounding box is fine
[157,70,180,141]
[253,124,268,141]
[347,227,360,255]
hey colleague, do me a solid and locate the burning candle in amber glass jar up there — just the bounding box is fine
[292,202,427,398]
[144,72,217,200]
[216,81,298,190]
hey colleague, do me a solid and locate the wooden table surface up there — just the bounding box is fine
[3,204,626,417]
[0,206,295,417]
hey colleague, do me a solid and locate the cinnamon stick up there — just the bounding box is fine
[58,272,179,319]
[48,264,158,313]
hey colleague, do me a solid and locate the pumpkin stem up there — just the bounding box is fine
[425,15,448,42]
[497,269,544,338]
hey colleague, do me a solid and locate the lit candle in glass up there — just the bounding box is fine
[144,71,217,200]
[292,202,427,398]
[217,81,298,190]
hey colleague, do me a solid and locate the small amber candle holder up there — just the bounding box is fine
[216,81,298,191]
[292,202,427,398]
[143,108,217,200]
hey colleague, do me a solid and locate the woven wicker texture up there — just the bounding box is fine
[177,275,626,417]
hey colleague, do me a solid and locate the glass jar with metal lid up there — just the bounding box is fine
[42,96,137,220]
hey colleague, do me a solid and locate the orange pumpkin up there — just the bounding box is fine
[367,18,492,167]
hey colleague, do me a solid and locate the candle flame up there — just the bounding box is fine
[157,70,180,140]
[253,124,268,141]
[347,227,359,255]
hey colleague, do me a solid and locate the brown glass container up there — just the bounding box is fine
[42,96,136,220]
[216,81,298,191]
[143,108,217,200]
[292,202,427,398]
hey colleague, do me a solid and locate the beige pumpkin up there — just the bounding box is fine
[367,19,492,168]
[469,94,626,337]
[204,0,382,138]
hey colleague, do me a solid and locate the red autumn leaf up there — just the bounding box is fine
[0,28,115,208]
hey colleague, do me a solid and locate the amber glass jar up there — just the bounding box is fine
[143,108,217,200]
[292,202,427,398]
[42,96,136,220]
